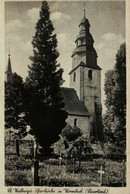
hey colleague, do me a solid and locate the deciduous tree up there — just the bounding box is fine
[67,136,93,168]
[61,124,83,142]
[103,43,126,158]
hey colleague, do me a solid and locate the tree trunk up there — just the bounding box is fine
[122,159,125,187]
[16,139,19,156]
[32,159,39,186]
[78,160,81,169]
[73,158,76,173]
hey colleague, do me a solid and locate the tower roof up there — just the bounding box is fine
[6,54,12,73]
[5,54,12,82]
[69,61,101,75]
[61,87,90,117]
[79,8,90,27]
[71,12,102,70]
[79,17,90,28]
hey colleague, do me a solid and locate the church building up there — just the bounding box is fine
[61,13,103,141]
[5,12,103,142]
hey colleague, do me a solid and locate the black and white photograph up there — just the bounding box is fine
[4,0,128,190]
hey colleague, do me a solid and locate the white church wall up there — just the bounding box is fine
[66,115,90,137]
[82,67,101,114]
[70,67,81,99]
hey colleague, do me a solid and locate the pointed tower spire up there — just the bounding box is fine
[71,11,101,71]
[7,54,12,73]
[83,9,86,18]
[5,53,12,82]
[83,1,86,18]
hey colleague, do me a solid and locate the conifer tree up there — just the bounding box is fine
[25,1,67,155]
[5,73,27,138]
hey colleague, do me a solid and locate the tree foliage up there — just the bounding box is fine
[5,73,27,138]
[103,43,126,157]
[61,124,83,142]
[67,136,93,167]
[25,1,67,155]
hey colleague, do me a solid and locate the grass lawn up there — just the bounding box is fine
[5,154,126,186]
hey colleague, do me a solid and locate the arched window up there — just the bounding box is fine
[73,72,76,82]
[88,70,92,79]
[74,118,77,126]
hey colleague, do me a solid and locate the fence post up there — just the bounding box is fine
[33,140,39,186]
[65,158,68,169]
[122,159,125,187]
[16,139,19,156]
[73,158,76,173]
[30,141,34,157]
[34,159,39,186]
[59,152,62,167]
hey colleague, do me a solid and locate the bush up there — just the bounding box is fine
[103,143,126,160]
[5,155,32,170]
[5,140,34,156]
[40,171,81,186]
[61,124,83,142]
[39,164,66,177]
[43,158,66,166]
[103,159,126,185]
[41,177,80,186]
[39,163,99,187]
[40,170,100,187]
[5,170,33,186]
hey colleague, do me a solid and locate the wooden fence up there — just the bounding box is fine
[5,139,34,157]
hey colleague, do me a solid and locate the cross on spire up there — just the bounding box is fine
[83,1,86,18]
[84,9,86,18]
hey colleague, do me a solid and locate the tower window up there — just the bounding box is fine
[78,40,81,46]
[74,118,77,126]
[81,38,85,45]
[88,70,92,79]
[73,72,76,82]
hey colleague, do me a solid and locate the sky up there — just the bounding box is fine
[5,1,125,113]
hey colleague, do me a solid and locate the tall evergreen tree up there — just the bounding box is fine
[103,43,126,158]
[25,1,67,155]
[5,73,27,138]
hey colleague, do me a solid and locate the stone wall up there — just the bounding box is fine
[70,65,101,115]
[80,66,101,114]
[80,66,102,139]
[69,65,102,140]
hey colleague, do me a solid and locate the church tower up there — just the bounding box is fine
[69,12,103,140]
[5,54,12,82]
